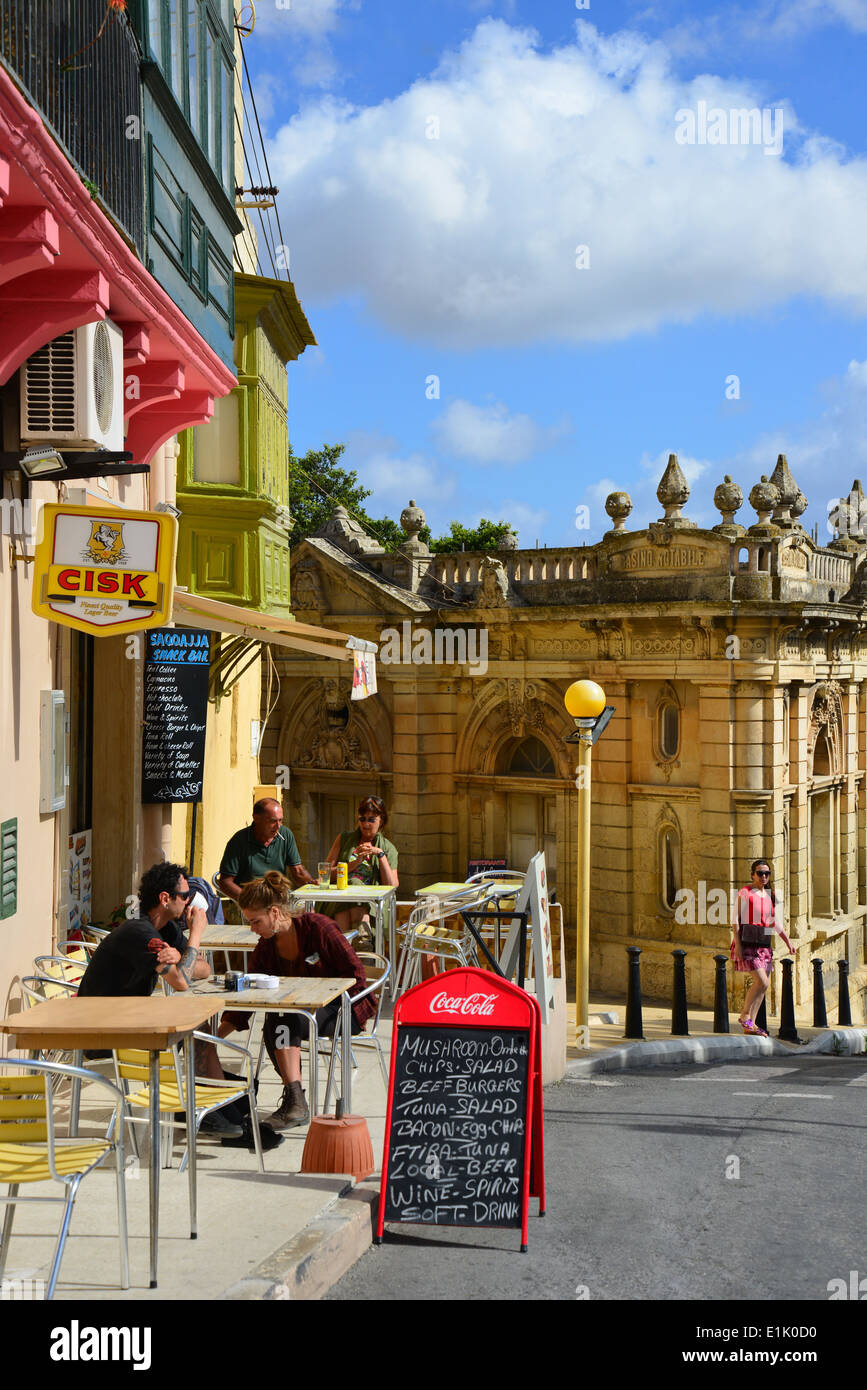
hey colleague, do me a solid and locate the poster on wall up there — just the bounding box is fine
[67,829,92,934]
[141,628,210,803]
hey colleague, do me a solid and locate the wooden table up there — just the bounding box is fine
[200,922,259,971]
[292,884,398,981]
[0,994,221,1290]
[191,977,356,1113]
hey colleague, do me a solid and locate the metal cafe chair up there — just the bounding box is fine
[393,894,484,997]
[112,1031,264,1173]
[0,1056,129,1301]
[33,954,88,988]
[323,952,392,1108]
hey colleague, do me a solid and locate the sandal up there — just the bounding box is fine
[740,1017,767,1036]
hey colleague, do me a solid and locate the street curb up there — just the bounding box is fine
[219,1179,380,1301]
[564,1027,867,1077]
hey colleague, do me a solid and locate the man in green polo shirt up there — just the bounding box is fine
[218,798,315,901]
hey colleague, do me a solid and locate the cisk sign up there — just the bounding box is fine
[32,504,176,636]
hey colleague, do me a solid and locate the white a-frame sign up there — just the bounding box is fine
[499,851,556,1023]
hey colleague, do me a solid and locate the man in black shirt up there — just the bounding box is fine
[78,862,210,998]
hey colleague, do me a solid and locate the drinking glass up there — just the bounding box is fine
[318,862,332,887]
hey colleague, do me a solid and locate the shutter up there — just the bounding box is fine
[0,819,17,920]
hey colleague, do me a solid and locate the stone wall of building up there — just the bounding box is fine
[266,460,867,1023]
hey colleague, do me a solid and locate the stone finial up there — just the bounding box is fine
[398,498,429,556]
[315,503,381,554]
[657,453,690,521]
[604,490,632,533]
[497,526,519,551]
[712,475,743,534]
[748,475,781,529]
[768,453,804,527]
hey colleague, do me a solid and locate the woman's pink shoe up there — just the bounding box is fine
[740,1017,768,1037]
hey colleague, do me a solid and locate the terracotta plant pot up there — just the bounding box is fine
[300,1112,375,1183]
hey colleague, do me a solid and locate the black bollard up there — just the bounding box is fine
[625,946,644,1039]
[713,954,730,1033]
[671,949,689,1036]
[811,958,827,1028]
[837,960,852,1026]
[756,997,769,1034]
[777,958,802,1043]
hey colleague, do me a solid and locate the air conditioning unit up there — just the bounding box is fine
[20,319,124,452]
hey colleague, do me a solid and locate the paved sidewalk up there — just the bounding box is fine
[3,994,864,1303]
[567,993,867,1074]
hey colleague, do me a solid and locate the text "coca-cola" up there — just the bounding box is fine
[429,991,496,1017]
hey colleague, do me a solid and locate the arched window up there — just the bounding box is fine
[658,701,680,760]
[506,737,556,777]
[659,824,681,913]
[813,730,831,777]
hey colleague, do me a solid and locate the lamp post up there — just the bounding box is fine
[564,679,606,1032]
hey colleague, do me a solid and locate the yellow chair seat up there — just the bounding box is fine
[125,1083,244,1112]
[0,1140,111,1183]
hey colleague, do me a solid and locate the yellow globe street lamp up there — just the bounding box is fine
[564,679,607,1036]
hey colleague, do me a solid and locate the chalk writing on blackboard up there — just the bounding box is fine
[383,1026,530,1228]
[141,628,210,804]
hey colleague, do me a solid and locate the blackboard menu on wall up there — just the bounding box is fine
[383,1025,530,1229]
[141,628,210,804]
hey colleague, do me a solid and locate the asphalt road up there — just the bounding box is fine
[327,1055,867,1303]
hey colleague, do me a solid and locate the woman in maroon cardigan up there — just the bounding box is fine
[219,871,375,1130]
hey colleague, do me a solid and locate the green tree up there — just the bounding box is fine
[428,518,516,553]
[287,445,512,553]
[286,443,371,546]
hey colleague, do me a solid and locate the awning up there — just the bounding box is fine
[172,590,374,662]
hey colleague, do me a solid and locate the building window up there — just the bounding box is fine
[150,143,186,266]
[0,818,17,920]
[506,737,556,777]
[659,702,679,759]
[659,824,681,913]
[207,239,233,324]
[148,1,234,193]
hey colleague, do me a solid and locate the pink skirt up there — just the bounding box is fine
[731,943,773,975]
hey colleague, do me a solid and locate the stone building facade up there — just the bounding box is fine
[262,455,867,1023]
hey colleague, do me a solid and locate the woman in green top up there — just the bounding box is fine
[324,795,399,939]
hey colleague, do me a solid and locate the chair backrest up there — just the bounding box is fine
[114,1047,181,1092]
[33,954,87,986]
[20,975,79,1006]
[465,869,525,885]
[355,952,391,1031]
[0,1068,48,1144]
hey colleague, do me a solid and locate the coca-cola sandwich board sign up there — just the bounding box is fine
[376,968,544,1252]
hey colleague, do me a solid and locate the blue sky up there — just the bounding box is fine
[242,0,867,547]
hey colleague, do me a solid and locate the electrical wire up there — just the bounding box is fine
[290,457,465,605]
[237,25,290,278]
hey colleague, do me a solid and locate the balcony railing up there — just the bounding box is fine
[0,0,143,252]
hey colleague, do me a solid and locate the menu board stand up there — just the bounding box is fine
[141,628,210,805]
[376,968,544,1252]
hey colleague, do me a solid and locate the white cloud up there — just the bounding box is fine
[268,18,867,348]
[249,0,345,39]
[491,498,549,543]
[726,358,867,532]
[342,429,457,508]
[431,398,571,464]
